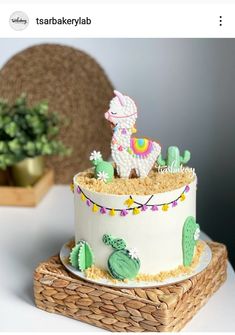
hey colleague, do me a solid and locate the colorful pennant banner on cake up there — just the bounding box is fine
[70,182,190,217]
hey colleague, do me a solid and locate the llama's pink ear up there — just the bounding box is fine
[114,90,125,106]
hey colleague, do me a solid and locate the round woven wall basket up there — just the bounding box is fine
[0,44,114,183]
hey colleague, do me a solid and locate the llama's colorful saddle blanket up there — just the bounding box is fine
[130,138,153,157]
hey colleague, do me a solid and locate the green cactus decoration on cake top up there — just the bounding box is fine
[182,216,200,267]
[89,150,114,183]
[103,234,140,280]
[69,240,94,271]
[157,146,191,172]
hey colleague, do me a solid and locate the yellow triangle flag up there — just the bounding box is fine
[124,197,134,208]
[180,194,186,201]
[133,207,140,215]
[109,209,116,216]
[92,204,98,212]
[162,204,169,211]
[70,183,74,192]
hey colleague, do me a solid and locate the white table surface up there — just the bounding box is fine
[0,185,235,332]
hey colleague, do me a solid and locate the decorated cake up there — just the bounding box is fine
[69,90,202,284]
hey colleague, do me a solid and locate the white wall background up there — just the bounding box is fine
[0,38,234,266]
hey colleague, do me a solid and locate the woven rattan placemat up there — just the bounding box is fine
[0,44,113,183]
[34,241,227,332]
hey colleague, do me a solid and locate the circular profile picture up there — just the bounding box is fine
[9,11,29,31]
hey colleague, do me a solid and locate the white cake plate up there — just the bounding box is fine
[60,240,212,288]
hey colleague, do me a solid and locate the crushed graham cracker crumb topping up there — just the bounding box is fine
[75,167,195,195]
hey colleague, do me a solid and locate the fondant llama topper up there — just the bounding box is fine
[105,90,161,178]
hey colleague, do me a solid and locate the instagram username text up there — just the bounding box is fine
[36,17,91,27]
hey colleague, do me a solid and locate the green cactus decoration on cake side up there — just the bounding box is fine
[89,150,114,183]
[157,146,191,172]
[182,216,200,267]
[69,240,94,271]
[103,234,140,280]
[103,234,127,250]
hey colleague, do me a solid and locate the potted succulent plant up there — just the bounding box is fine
[0,95,71,187]
[0,99,18,185]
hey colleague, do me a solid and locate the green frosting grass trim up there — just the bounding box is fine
[182,216,200,267]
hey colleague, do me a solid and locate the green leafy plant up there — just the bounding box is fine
[0,95,71,169]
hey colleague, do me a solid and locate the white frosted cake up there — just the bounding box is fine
[69,91,201,283]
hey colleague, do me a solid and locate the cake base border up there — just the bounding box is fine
[34,241,227,332]
[59,239,211,288]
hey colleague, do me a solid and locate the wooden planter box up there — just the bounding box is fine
[34,242,227,332]
[0,170,54,207]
